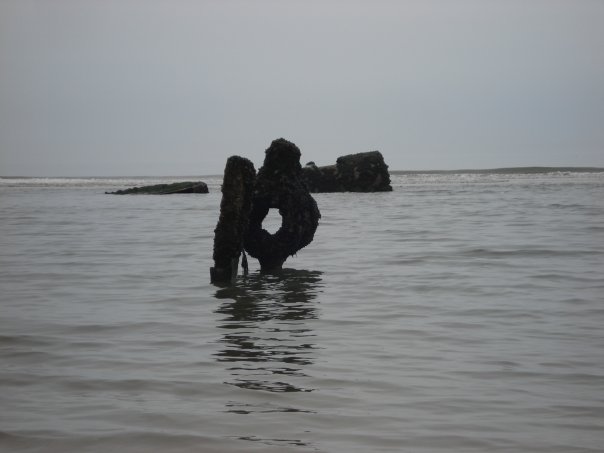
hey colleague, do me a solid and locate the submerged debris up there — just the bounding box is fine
[106,181,208,195]
[302,151,392,192]
[210,140,393,283]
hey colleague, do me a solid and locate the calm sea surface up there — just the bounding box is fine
[1,172,603,452]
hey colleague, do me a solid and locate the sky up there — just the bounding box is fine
[0,0,603,176]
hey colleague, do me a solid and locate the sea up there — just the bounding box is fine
[1,170,603,453]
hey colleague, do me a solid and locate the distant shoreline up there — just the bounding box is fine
[391,166,604,175]
[2,166,604,179]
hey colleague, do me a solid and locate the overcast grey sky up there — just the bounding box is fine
[1,0,602,176]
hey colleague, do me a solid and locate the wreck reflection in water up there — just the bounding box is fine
[214,269,323,396]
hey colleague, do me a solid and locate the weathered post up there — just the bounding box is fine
[244,138,321,271]
[210,156,256,284]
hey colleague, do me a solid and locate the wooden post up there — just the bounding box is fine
[210,156,256,285]
[244,138,321,271]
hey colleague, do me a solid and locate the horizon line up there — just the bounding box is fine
[2,165,604,179]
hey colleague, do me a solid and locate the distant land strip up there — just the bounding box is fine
[391,167,604,175]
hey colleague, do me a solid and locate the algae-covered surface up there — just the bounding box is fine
[106,181,208,195]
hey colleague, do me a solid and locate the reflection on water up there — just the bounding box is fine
[214,269,322,396]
